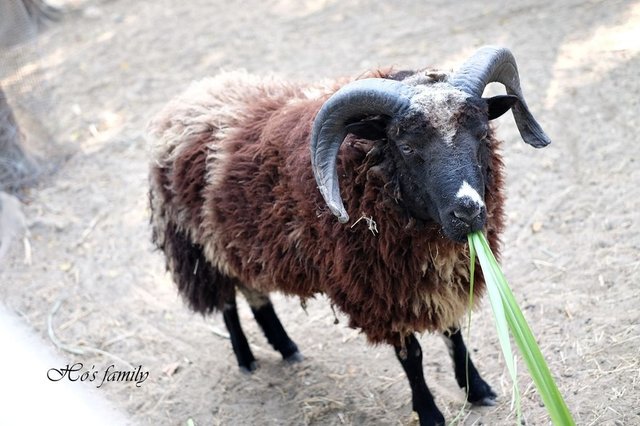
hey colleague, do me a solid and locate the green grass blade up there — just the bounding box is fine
[469,233,521,419]
[469,231,574,425]
[449,240,477,426]
[466,236,476,394]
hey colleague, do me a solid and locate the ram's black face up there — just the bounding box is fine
[347,93,517,242]
[391,108,489,242]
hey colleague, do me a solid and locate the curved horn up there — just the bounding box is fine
[310,78,413,223]
[450,46,551,148]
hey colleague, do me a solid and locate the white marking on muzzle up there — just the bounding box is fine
[456,181,485,207]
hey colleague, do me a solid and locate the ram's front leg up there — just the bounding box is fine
[442,327,497,405]
[394,333,445,426]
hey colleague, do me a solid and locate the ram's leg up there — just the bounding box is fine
[223,290,257,373]
[394,333,445,426]
[239,287,302,362]
[442,327,496,405]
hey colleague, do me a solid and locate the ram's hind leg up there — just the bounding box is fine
[223,289,258,373]
[442,328,496,405]
[154,219,257,372]
[239,287,303,363]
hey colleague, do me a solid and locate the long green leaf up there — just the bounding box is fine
[469,231,574,425]
[469,233,521,419]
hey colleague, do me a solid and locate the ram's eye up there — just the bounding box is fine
[399,144,414,155]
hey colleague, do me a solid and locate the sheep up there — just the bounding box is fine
[147,46,550,426]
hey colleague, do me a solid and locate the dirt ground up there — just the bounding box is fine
[1,0,639,425]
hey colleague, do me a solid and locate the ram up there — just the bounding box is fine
[148,46,550,425]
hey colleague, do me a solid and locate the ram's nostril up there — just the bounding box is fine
[452,205,482,225]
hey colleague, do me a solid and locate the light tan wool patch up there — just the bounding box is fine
[409,82,470,145]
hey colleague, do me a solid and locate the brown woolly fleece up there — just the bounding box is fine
[148,70,505,346]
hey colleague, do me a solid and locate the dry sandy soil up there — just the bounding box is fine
[1,0,639,425]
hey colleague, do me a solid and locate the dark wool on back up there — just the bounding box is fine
[147,70,505,346]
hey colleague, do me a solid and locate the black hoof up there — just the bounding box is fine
[466,378,497,406]
[239,360,258,374]
[284,351,304,364]
[475,395,497,406]
[414,410,445,426]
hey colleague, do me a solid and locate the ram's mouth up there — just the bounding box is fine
[442,214,486,243]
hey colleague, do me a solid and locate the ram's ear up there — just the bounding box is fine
[345,115,389,140]
[485,95,519,120]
